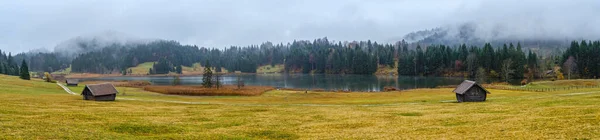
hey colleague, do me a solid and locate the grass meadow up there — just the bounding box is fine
[257,64,285,74]
[1,74,600,139]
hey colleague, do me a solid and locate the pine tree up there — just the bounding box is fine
[513,43,526,79]
[0,63,4,74]
[176,65,183,74]
[202,60,213,88]
[213,73,222,89]
[19,60,30,80]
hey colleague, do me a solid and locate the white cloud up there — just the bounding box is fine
[0,0,598,53]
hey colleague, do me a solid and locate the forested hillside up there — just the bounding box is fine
[402,23,571,50]
[13,52,69,73]
[562,41,600,79]
[0,50,20,76]
[66,38,394,75]
[398,43,538,81]
[10,35,600,81]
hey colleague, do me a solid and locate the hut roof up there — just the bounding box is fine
[84,83,118,96]
[545,70,554,75]
[66,79,79,84]
[453,80,490,94]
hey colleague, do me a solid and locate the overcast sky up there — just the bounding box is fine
[1,0,599,53]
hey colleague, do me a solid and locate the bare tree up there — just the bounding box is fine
[466,53,477,77]
[475,67,487,83]
[235,71,244,89]
[213,73,222,89]
[537,58,549,79]
[172,75,181,86]
[563,56,577,80]
[501,59,515,82]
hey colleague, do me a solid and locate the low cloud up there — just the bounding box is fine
[0,0,598,53]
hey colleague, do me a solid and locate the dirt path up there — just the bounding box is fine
[57,83,77,95]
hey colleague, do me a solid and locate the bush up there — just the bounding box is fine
[520,79,528,85]
[384,86,398,91]
[43,72,53,83]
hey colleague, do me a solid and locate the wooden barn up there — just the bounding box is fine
[65,79,79,86]
[81,83,118,101]
[453,80,490,102]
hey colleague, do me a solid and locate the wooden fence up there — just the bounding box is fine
[486,85,600,92]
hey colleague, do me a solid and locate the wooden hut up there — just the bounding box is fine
[51,74,66,82]
[81,83,118,101]
[65,79,79,86]
[453,80,490,102]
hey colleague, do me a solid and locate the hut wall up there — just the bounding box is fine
[94,94,116,101]
[83,95,94,100]
[463,87,486,102]
[67,83,78,86]
[456,94,465,102]
[82,89,93,100]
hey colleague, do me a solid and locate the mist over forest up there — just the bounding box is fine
[1,0,600,81]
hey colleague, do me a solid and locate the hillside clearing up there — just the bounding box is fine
[51,65,72,75]
[1,75,600,139]
[128,62,155,75]
[257,64,284,74]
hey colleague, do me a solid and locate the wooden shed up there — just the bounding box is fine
[81,83,118,101]
[453,80,490,102]
[65,79,79,86]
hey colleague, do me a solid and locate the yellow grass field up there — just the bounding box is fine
[128,62,155,75]
[1,74,600,139]
[257,64,285,74]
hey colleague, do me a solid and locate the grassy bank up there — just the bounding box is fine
[257,64,284,74]
[1,75,600,139]
[143,85,274,96]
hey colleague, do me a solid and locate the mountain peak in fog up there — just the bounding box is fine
[53,31,156,57]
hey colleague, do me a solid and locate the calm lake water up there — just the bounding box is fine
[78,74,470,92]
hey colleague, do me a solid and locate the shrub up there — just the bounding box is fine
[43,72,53,83]
[384,86,398,91]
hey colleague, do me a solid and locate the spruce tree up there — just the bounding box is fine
[0,63,4,74]
[19,60,30,80]
[213,73,222,89]
[176,65,183,74]
[202,60,213,88]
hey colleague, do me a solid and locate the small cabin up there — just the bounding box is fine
[453,80,490,102]
[81,83,118,101]
[65,79,79,86]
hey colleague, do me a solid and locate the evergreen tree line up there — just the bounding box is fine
[282,38,393,74]
[14,37,600,82]
[0,49,31,80]
[70,40,263,74]
[31,38,541,78]
[397,43,532,81]
[13,52,69,73]
[561,40,600,79]
[0,50,20,76]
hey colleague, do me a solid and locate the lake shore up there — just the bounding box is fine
[62,71,405,79]
[76,77,600,95]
